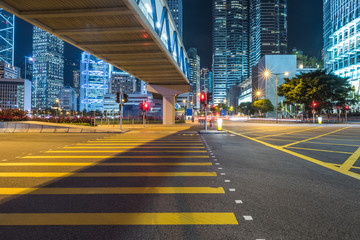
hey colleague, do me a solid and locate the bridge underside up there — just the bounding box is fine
[0,0,190,124]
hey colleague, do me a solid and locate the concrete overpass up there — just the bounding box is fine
[0,0,191,124]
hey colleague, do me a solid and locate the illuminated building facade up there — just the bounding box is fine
[167,0,183,38]
[0,9,14,65]
[324,0,360,93]
[32,27,64,110]
[80,52,111,112]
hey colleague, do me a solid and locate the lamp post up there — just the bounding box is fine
[263,71,289,123]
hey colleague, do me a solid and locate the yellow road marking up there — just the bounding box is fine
[316,137,360,142]
[333,164,360,170]
[0,172,217,177]
[22,156,209,159]
[305,141,360,147]
[339,147,360,171]
[46,151,207,153]
[282,127,350,148]
[0,187,225,195]
[226,129,360,181]
[89,141,202,143]
[285,146,352,155]
[0,213,238,225]
[76,144,204,146]
[0,162,212,166]
[255,128,315,139]
[65,147,205,149]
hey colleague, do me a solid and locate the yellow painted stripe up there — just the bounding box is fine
[0,213,238,225]
[22,156,209,159]
[0,172,217,177]
[339,147,360,171]
[65,147,205,149]
[333,164,360,170]
[76,144,204,146]
[226,129,360,181]
[46,151,207,153]
[0,162,212,166]
[282,127,350,148]
[0,187,225,195]
[94,141,202,142]
[306,141,360,147]
[255,127,316,139]
[285,146,352,154]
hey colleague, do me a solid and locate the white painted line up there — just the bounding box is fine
[220,173,226,175]
[214,159,217,162]
[243,216,253,221]
[225,180,230,182]
[215,163,220,165]
[235,200,243,204]
[218,168,223,170]
[211,156,216,158]
[256,239,266,240]
[229,188,235,192]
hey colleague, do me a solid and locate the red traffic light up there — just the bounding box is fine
[312,102,317,108]
[345,105,349,110]
[144,102,149,110]
[200,93,206,104]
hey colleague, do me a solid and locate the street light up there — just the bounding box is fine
[263,70,290,123]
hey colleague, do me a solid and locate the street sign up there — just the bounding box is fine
[186,109,193,116]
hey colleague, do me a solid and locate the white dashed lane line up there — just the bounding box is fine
[229,189,236,192]
[225,180,230,182]
[235,200,243,204]
[243,216,253,221]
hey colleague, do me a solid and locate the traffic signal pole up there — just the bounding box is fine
[205,103,207,133]
[120,87,123,131]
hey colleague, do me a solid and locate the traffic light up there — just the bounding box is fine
[312,102,317,108]
[140,102,150,112]
[344,105,349,110]
[200,92,206,104]
[116,93,120,103]
[123,93,128,104]
[207,92,212,104]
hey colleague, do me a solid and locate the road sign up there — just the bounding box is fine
[186,109,193,116]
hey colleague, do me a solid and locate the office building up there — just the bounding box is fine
[250,0,288,67]
[58,86,77,111]
[79,52,111,112]
[0,61,20,79]
[252,55,296,117]
[32,27,64,110]
[324,0,360,93]
[167,0,183,38]
[0,79,31,112]
[188,48,200,108]
[110,71,138,95]
[0,9,14,65]
[212,0,288,103]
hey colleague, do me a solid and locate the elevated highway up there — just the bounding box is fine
[0,0,191,124]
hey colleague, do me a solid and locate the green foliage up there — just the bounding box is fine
[253,99,274,116]
[212,103,229,113]
[236,102,255,115]
[278,70,357,112]
[292,51,323,68]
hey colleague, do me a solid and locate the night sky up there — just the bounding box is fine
[14,0,323,80]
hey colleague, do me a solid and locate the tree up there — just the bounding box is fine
[237,102,255,115]
[278,70,357,117]
[253,99,274,116]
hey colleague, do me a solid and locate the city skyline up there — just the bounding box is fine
[13,0,323,73]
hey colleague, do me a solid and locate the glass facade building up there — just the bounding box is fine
[0,9,14,65]
[167,0,183,39]
[79,52,111,112]
[324,0,360,93]
[188,48,201,108]
[32,27,64,110]
[212,0,287,103]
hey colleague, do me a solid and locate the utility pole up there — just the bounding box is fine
[119,85,123,131]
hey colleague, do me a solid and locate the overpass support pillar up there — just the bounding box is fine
[147,85,190,125]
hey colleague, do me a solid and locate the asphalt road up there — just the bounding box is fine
[0,123,359,239]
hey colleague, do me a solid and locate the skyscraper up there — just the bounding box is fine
[32,27,64,110]
[250,0,288,67]
[0,9,14,65]
[167,0,183,38]
[188,48,201,108]
[212,0,288,103]
[324,0,360,93]
[79,52,111,112]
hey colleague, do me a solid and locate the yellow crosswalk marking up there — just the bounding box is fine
[0,187,225,195]
[78,143,204,146]
[285,146,352,154]
[0,172,217,177]
[339,147,360,171]
[0,213,238,225]
[0,162,212,166]
[23,156,210,159]
[46,150,207,153]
